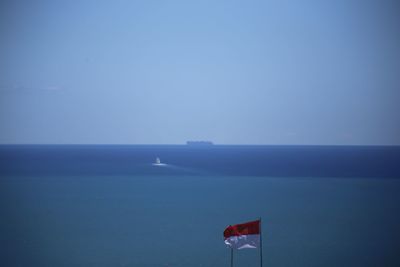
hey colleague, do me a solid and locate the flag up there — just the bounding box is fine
[223,219,260,249]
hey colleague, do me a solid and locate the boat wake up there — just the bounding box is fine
[152,163,167,167]
[150,157,212,175]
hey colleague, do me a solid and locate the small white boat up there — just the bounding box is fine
[152,157,166,166]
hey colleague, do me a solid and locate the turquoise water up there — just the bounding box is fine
[1,145,400,266]
[1,175,400,267]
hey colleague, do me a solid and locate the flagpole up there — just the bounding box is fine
[259,217,263,267]
[230,247,233,267]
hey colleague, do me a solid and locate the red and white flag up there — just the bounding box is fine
[223,220,261,249]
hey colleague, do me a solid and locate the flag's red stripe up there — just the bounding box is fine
[223,220,260,238]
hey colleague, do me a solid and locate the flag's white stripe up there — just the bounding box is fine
[224,234,260,250]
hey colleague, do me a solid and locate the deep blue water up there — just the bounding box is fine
[1,145,400,267]
[1,145,400,178]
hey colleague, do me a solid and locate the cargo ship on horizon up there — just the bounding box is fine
[186,141,214,146]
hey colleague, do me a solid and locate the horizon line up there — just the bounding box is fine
[0,143,399,147]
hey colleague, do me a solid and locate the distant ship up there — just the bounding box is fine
[152,157,166,166]
[186,141,214,146]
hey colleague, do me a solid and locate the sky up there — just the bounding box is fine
[0,0,399,145]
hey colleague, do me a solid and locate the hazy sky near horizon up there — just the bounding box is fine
[1,0,399,145]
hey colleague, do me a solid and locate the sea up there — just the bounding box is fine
[0,145,400,267]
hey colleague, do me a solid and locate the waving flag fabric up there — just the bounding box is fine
[223,220,260,249]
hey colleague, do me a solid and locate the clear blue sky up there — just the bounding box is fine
[1,0,399,145]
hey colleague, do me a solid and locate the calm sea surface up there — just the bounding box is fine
[1,145,400,267]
